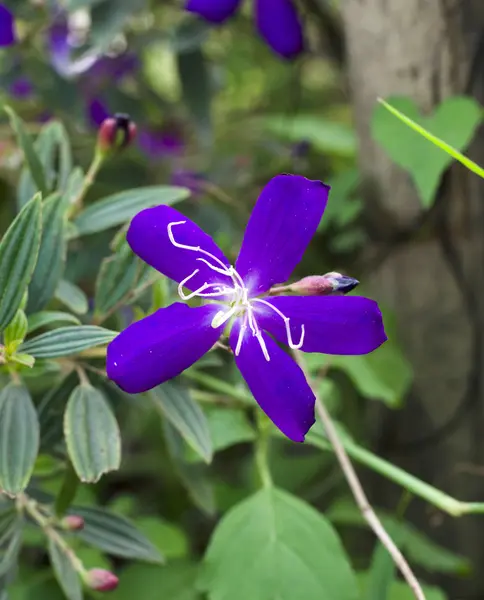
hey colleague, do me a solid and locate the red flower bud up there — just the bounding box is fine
[97,113,137,153]
[289,273,359,296]
[84,569,119,592]
[61,515,85,531]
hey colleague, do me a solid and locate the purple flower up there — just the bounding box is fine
[8,76,34,99]
[185,0,304,59]
[48,19,99,78]
[0,4,15,47]
[170,168,205,196]
[138,128,186,159]
[87,97,111,128]
[106,174,386,442]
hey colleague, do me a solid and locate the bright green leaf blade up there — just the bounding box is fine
[64,385,121,483]
[0,193,42,331]
[0,384,40,495]
[73,186,190,236]
[200,487,359,600]
[55,279,89,315]
[27,311,81,334]
[20,326,117,358]
[72,506,164,564]
[109,561,199,600]
[152,382,213,463]
[48,537,83,600]
[5,106,48,196]
[27,193,69,313]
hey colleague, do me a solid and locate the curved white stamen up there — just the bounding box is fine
[252,298,305,350]
[235,315,247,356]
[256,331,270,361]
[211,305,238,329]
[196,257,234,278]
[246,306,270,362]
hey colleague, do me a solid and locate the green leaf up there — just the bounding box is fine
[55,279,89,315]
[39,372,79,450]
[64,385,121,483]
[48,537,83,600]
[109,562,200,600]
[262,114,357,157]
[164,421,216,516]
[73,506,164,564]
[27,193,69,313]
[94,240,142,317]
[90,0,146,51]
[20,325,117,358]
[0,193,42,331]
[133,518,188,560]
[364,541,395,600]
[372,96,482,207]
[200,487,359,600]
[5,106,48,196]
[357,572,447,600]
[73,186,190,236]
[0,384,40,495]
[152,383,212,463]
[177,47,212,146]
[27,311,81,334]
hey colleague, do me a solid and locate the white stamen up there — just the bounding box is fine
[211,305,238,329]
[235,315,247,356]
[252,298,305,350]
[256,331,270,361]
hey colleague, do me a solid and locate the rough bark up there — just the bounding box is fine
[340,0,484,595]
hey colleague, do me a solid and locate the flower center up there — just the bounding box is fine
[167,221,305,361]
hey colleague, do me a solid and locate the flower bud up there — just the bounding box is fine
[97,113,137,154]
[289,272,359,296]
[61,515,85,531]
[84,569,119,592]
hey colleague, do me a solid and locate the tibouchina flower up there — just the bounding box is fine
[0,4,15,46]
[107,174,386,442]
[186,0,304,60]
[48,19,99,78]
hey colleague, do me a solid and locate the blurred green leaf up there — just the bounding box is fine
[64,385,121,483]
[153,383,213,463]
[200,487,359,600]
[4,106,48,196]
[0,193,42,331]
[27,193,69,313]
[134,518,189,559]
[372,95,482,207]
[54,280,89,315]
[74,186,190,236]
[357,572,447,600]
[0,384,40,496]
[73,506,164,564]
[48,538,83,600]
[27,311,81,334]
[90,0,147,51]
[262,115,357,157]
[20,326,117,358]
[110,561,200,600]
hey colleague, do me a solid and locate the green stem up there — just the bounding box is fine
[183,370,254,405]
[255,412,273,488]
[68,151,104,218]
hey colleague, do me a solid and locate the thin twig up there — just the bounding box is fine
[294,351,426,600]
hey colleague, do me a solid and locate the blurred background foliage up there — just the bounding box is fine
[0,1,483,599]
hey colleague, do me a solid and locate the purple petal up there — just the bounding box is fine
[236,174,329,296]
[138,128,186,159]
[9,76,34,99]
[127,204,233,292]
[230,320,315,442]
[107,303,222,394]
[185,0,242,23]
[170,169,205,196]
[0,4,15,47]
[254,0,304,59]
[87,97,110,127]
[48,20,99,78]
[256,295,387,355]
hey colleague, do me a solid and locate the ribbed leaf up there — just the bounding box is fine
[64,385,121,483]
[55,279,89,315]
[39,372,79,450]
[94,241,142,317]
[73,506,163,563]
[20,326,117,358]
[0,194,42,331]
[5,106,48,196]
[28,193,69,313]
[0,384,40,496]
[27,311,81,333]
[48,537,83,600]
[73,186,189,236]
[152,383,212,463]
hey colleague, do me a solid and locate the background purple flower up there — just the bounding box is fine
[0,4,15,46]
[107,174,386,442]
[186,0,304,59]
[8,76,34,99]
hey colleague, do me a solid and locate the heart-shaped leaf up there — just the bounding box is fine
[372,95,482,207]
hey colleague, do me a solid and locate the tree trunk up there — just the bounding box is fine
[340,0,484,595]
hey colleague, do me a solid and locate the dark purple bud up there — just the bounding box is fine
[289,272,359,296]
[61,515,85,531]
[84,569,119,592]
[98,113,137,153]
